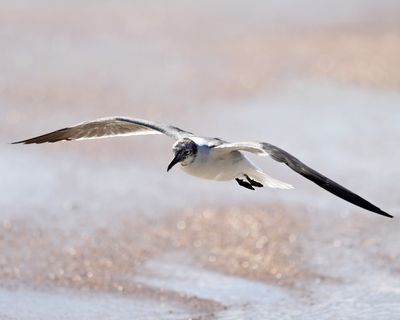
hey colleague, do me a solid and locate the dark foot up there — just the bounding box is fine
[244,175,263,188]
[235,178,255,190]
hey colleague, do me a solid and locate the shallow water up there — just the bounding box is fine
[1,1,400,319]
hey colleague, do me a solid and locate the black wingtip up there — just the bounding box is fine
[375,209,393,219]
[11,139,32,145]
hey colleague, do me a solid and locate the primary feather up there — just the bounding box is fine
[12,117,193,144]
[214,141,393,218]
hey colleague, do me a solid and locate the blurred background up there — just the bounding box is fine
[1,0,400,319]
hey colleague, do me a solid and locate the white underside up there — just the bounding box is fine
[179,144,293,190]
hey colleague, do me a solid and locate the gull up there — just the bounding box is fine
[13,116,392,218]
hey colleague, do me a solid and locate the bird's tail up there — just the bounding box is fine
[246,169,294,190]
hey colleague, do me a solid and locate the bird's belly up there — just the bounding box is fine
[180,164,233,181]
[180,153,254,181]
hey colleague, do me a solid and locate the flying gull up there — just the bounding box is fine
[13,116,393,218]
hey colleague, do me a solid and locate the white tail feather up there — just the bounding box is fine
[247,170,293,190]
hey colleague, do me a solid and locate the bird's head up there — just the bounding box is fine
[167,138,198,171]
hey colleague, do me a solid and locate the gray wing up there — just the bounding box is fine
[215,141,392,218]
[12,117,194,144]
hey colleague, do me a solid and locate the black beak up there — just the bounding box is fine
[167,152,184,172]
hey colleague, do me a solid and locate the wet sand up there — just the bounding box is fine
[1,1,400,319]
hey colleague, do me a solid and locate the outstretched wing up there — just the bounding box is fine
[12,117,194,144]
[214,141,392,218]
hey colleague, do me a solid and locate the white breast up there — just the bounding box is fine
[180,144,257,181]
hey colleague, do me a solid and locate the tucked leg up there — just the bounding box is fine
[244,174,263,188]
[235,178,255,190]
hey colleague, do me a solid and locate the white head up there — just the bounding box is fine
[167,138,198,171]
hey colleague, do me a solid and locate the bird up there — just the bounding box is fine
[13,116,392,218]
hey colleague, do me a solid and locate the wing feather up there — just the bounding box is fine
[215,141,392,218]
[13,117,193,144]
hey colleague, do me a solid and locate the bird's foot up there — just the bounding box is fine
[235,178,255,190]
[244,174,263,188]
